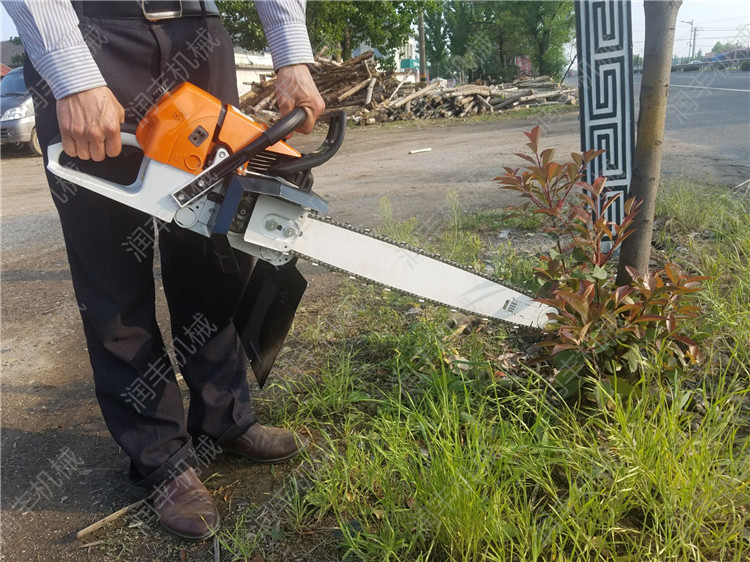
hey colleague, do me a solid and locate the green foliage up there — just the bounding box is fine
[712,40,744,54]
[307,1,418,61]
[273,327,750,561]
[375,197,419,245]
[654,179,750,369]
[513,1,575,79]
[219,1,418,61]
[423,4,451,78]
[217,1,266,51]
[222,173,749,562]
[495,127,705,398]
[741,61,750,71]
[422,2,575,82]
[433,188,483,267]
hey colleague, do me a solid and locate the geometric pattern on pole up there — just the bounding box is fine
[576,0,635,225]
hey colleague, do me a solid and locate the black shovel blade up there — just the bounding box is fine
[234,258,307,389]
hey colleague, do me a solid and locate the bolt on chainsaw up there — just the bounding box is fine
[47,83,555,387]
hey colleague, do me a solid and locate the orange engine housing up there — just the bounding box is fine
[136,82,300,174]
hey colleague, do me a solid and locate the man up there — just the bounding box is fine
[2,0,325,540]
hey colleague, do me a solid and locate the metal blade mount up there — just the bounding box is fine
[292,216,555,329]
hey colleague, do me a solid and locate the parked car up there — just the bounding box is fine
[1,67,41,156]
[684,60,704,71]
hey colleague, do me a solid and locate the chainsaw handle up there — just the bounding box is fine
[46,122,139,150]
[270,110,346,175]
[264,107,309,144]
[46,130,144,192]
[171,107,309,207]
[46,125,189,222]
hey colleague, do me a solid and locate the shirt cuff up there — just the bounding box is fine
[263,22,315,70]
[32,44,107,100]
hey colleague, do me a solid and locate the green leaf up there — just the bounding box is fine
[592,265,608,280]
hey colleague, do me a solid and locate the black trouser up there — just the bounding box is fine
[26,13,256,487]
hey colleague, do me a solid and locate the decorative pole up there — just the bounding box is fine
[576,0,635,228]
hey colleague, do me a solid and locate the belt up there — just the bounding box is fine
[81,1,220,21]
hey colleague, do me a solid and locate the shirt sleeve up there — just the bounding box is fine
[255,0,315,70]
[1,0,106,99]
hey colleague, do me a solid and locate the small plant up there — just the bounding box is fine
[495,127,705,398]
[375,197,418,245]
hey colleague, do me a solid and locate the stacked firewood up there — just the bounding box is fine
[238,51,576,125]
[369,76,577,124]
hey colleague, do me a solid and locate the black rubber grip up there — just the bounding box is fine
[262,107,308,145]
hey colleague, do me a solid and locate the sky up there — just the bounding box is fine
[2,1,750,59]
[631,0,750,58]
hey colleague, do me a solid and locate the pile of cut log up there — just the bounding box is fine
[238,52,576,126]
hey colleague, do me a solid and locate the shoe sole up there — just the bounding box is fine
[160,514,221,542]
[223,447,304,464]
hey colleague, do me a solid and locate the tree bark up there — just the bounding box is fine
[616,0,682,285]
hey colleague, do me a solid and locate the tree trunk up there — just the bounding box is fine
[616,0,682,285]
[418,8,427,82]
[341,28,353,61]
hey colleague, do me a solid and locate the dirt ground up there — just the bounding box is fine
[0,110,746,561]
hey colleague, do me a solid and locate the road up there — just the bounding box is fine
[636,69,750,183]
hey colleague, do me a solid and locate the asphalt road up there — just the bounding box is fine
[635,69,750,183]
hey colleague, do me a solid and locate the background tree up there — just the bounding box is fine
[440,2,526,82]
[711,40,743,54]
[514,1,575,78]
[218,1,417,63]
[616,0,683,284]
[423,3,451,78]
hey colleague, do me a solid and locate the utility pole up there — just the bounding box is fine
[692,25,699,58]
[682,19,694,59]
[418,7,427,83]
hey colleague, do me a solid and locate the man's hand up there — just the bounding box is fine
[56,86,125,161]
[274,64,325,134]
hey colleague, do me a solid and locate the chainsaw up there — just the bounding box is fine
[47,83,555,387]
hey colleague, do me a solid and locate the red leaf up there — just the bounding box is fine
[665,263,682,285]
[634,314,668,323]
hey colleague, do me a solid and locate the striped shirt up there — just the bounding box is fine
[1,0,314,100]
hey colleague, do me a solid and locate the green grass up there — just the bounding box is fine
[232,178,750,561]
[655,178,750,370]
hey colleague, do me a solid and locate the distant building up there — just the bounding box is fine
[234,47,274,96]
[1,40,25,68]
[353,35,420,84]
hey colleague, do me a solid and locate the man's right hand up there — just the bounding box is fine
[56,86,125,161]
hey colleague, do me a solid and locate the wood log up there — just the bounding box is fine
[336,78,372,103]
[446,86,491,98]
[517,75,552,85]
[389,82,440,108]
[459,101,477,118]
[252,91,275,112]
[365,78,378,105]
[518,91,563,103]
[340,50,374,68]
[387,73,412,102]
[477,96,494,113]
[492,89,533,110]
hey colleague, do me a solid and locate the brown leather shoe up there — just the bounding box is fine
[153,467,219,540]
[222,423,308,464]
